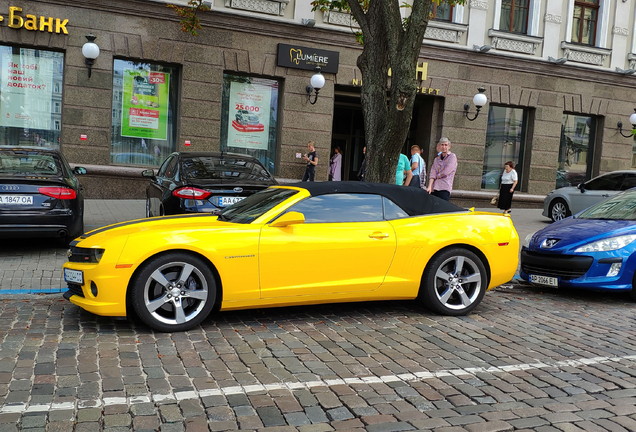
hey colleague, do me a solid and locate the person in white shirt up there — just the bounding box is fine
[498,161,518,214]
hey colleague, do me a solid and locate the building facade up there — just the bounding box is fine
[0,0,635,198]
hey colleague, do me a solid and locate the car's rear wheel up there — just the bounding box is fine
[549,199,570,222]
[131,253,216,332]
[418,248,487,316]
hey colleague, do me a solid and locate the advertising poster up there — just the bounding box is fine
[121,69,170,140]
[0,53,55,129]
[227,81,271,150]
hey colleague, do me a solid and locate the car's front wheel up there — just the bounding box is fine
[549,199,570,222]
[419,248,487,316]
[131,253,217,332]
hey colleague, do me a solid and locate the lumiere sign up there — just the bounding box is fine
[1,6,69,34]
[352,62,441,95]
[277,44,339,74]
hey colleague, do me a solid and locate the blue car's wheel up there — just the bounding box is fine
[419,248,487,316]
[131,253,217,332]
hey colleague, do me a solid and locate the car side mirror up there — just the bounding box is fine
[269,211,305,228]
[578,183,585,192]
[72,166,87,175]
[142,169,156,180]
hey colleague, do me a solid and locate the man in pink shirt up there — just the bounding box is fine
[427,137,457,201]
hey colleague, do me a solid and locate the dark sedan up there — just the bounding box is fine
[0,146,87,244]
[143,151,277,217]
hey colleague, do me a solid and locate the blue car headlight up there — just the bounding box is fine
[522,233,534,248]
[574,235,636,253]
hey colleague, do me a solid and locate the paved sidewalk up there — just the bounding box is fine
[0,201,546,294]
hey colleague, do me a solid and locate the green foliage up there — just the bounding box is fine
[167,0,210,36]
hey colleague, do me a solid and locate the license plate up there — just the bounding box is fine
[0,195,33,205]
[64,269,84,285]
[530,274,558,287]
[220,196,244,206]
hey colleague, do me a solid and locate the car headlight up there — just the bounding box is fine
[574,235,636,253]
[522,233,534,248]
[67,246,105,263]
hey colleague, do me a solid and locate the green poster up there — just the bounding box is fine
[121,70,169,140]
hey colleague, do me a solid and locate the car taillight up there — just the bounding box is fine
[39,187,76,200]
[173,187,211,200]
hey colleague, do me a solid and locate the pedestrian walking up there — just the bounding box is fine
[357,146,366,181]
[396,152,413,186]
[427,137,457,201]
[302,141,318,182]
[328,146,342,181]
[409,145,426,188]
[498,161,518,214]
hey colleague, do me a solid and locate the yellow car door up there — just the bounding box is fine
[258,193,397,298]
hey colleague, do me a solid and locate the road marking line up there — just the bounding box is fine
[2,353,635,414]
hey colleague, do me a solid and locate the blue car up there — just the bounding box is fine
[520,188,636,298]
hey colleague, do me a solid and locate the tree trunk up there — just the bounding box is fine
[348,0,434,184]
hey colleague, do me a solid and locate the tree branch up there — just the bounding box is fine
[346,0,370,36]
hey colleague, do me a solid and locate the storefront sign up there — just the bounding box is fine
[121,69,170,140]
[277,44,339,74]
[0,53,55,129]
[351,62,438,93]
[2,7,68,34]
[227,81,271,150]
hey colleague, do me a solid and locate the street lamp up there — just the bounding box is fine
[82,33,100,79]
[306,67,325,105]
[464,87,488,121]
[617,109,636,138]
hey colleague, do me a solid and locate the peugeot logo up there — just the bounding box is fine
[1,185,18,191]
[541,238,560,249]
[233,187,243,193]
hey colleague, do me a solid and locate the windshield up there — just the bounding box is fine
[218,188,298,224]
[182,156,274,182]
[578,191,636,220]
[0,151,62,176]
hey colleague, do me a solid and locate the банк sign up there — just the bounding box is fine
[277,44,339,74]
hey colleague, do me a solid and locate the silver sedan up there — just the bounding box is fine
[543,170,636,222]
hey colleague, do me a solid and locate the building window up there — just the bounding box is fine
[430,1,453,21]
[499,0,529,33]
[111,59,180,166]
[482,106,528,190]
[54,120,60,131]
[220,73,280,175]
[558,114,595,189]
[0,46,64,149]
[572,0,599,45]
[54,102,60,113]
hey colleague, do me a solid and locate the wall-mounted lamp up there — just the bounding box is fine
[464,87,488,121]
[301,18,315,27]
[81,33,100,78]
[306,67,325,105]
[473,44,491,53]
[548,56,567,65]
[616,67,636,75]
[617,109,636,137]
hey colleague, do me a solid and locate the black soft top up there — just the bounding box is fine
[284,181,465,216]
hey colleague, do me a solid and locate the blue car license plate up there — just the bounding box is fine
[530,274,558,287]
[218,196,244,207]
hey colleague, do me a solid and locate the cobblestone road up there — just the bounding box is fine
[0,285,635,431]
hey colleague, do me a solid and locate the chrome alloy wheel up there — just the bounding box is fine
[142,261,209,326]
[432,255,482,311]
[551,201,568,221]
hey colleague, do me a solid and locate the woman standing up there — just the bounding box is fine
[498,161,518,214]
[328,146,342,181]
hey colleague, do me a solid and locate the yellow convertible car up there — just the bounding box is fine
[63,182,519,332]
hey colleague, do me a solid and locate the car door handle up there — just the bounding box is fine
[602,194,610,197]
[369,232,389,239]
